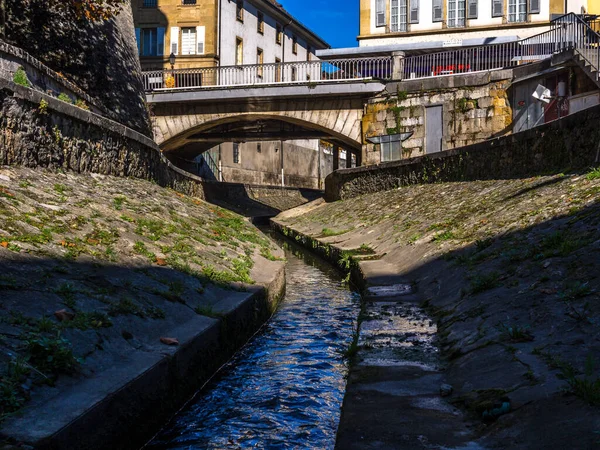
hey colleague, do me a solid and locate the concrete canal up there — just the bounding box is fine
[143,236,361,449]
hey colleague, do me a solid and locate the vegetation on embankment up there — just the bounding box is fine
[0,166,283,426]
[275,169,600,448]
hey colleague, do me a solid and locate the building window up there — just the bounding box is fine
[236,0,244,22]
[491,0,504,16]
[391,0,409,32]
[292,36,298,54]
[236,37,243,65]
[140,28,160,56]
[291,66,297,81]
[275,57,281,82]
[276,24,282,45]
[182,0,196,4]
[257,48,263,77]
[508,0,527,22]
[307,47,312,61]
[233,143,240,164]
[257,143,262,153]
[181,27,197,55]
[257,11,264,34]
[448,0,466,27]
[143,0,158,7]
[376,0,386,26]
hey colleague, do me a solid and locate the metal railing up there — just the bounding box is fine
[552,13,600,78]
[142,14,600,91]
[141,57,392,91]
[402,13,600,80]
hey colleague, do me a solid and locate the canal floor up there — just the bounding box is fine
[143,240,360,449]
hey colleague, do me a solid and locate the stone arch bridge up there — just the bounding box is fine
[147,81,386,165]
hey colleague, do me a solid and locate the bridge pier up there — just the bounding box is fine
[333,146,340,171]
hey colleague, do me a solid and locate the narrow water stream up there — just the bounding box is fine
[144,238,360,449]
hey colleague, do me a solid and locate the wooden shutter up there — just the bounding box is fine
[529,0,540,13]
[157,27,165,56]
[433,0,443,21]
[376,0,386,26]
[170,26,179,55]
[410,0,420,23]
[135,28,141,55]
[492,0,503,16]
[468,0,478,18]
[196,26,205,54]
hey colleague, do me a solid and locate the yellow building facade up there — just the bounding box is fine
[358,0,590,46]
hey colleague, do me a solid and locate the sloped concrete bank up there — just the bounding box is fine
[0,167,286,450]
[272,170,600,448]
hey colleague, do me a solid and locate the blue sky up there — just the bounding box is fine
[281,0,359,49]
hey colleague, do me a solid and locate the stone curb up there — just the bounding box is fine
[1,265,286,450]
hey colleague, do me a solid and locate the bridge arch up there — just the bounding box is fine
[151,96,365,155]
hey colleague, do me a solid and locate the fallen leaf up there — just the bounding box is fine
[87,238,99,245]
[155,257,167,266]
[54,309,75,322]
[0,242,8,248]
[160,337,179,346]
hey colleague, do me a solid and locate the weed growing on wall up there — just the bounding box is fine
[12,67,30,87]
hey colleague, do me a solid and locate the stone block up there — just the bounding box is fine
[477,97,493,109]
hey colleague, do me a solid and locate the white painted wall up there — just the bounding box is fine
[363,0,583,46]
[360,24,551,46]
[220,0,316,67]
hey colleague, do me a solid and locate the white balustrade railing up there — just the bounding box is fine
[142,15,600,91]
[142,57,393,91]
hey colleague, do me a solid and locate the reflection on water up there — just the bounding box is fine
[145,240,360,450]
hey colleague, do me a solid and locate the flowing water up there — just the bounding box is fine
[144,239,360,450]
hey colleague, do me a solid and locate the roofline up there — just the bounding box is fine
[316,35,521,59]
[248,0,330,49]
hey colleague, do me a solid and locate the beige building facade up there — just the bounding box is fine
[133,0,328,71]
[358,0,588,47]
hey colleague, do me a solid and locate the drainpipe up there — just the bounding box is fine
[280,139,285,187]
[281,19,293,81]
[217,0,222,66]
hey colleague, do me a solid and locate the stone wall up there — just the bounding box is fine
[326,102,600,201]
[0,77,320,213]
[4,0,151,136]
[362,70,513,165]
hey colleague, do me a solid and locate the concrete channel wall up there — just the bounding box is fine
[0,77,294,449]
[327,101,600,201]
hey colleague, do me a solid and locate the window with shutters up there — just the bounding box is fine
[181,28,196,55]
[410,0,419,23]
[508,0,527,22]
[467,0,478,18]
[236,37,243,65]
[448,0,466,27]
[376,0,386,26]
[236,0,244,22]
[257,48,263,78]
[491,0,503,16]
[391,0,409,32]
[529,0,540,13]
[196,27,205,54]
[292,36,298,54]
[275,57,281,82]
[140,28,160,56]
[257,11,264,34]
[276,24,282,45]
[433,0,444,22]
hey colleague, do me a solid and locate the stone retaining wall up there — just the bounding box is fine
[0,39,107,116]
[0,77,318,211]
[326,102,600,201]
